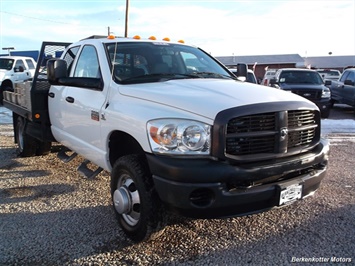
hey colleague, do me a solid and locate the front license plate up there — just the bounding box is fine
[279,184,302,206]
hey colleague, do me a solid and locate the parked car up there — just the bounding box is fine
[316,69,341,81]
[228,68,258,84]
[261,69,277,86]
[325,68,355,111]
[0,56,37,105]
[270,68,331,118]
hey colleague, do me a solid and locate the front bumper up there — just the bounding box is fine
[147,139,329,218]
[314,98,332,111]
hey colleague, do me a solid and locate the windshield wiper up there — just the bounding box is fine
[191,72,235,80]
[120,73,200,84]
[120,72,235,84]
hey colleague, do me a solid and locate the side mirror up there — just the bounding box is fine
[47,59,67,85]
[14,66,25,72]
[269,78,277,85]
[344,79,355,86]
[324,80,332,86]
[236,63,248,79]
[47,58,103,90]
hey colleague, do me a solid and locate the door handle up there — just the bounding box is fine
[66,96,75,103]
[48,92,55,98]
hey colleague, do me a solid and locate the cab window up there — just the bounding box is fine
[25,59,35,70]
[345,71,355,83]
[14,59,26,71]
[62,46,80,75]
[73,45,101,78]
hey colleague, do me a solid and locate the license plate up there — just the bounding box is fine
[279,184,302,205]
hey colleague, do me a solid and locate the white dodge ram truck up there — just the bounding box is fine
[3,37,329,242]
[0,56,37,105]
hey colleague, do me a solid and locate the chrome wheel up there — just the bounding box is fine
[17,118,25,153]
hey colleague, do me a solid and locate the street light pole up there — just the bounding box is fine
[2,47,15,56]
[124,0,129,37]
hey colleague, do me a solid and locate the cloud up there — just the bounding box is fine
[0,0,354,56]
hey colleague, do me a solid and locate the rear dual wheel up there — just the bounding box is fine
[16,116,51,157]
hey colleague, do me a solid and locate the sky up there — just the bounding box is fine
[0,0,354,57]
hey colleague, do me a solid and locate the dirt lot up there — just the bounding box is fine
[0,125,354,265]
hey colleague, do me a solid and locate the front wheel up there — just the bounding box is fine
[321,108,330,118]
[110,154,165,242]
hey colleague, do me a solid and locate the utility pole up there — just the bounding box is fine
[2,47,15,56]
[124,0,129,37]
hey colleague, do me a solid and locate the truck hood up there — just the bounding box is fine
[119,79,310,119]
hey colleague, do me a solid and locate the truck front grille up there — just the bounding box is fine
[290,89,320,100]
[224,109,319,161]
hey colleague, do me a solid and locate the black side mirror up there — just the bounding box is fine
[324,80,332,86]
[47,59,68,85]
[344,79,355,86]
[269,78,277,85]
[47,58,103,90]
[236,63,248,79]
[14,66,25,72]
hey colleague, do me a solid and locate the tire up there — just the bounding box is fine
[321,108,330,119]
[16,116,37,157]
[36,141,52,156]
[329,99,335,108]
[110,154,165,242]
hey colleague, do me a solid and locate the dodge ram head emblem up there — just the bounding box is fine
[280,127,288,140]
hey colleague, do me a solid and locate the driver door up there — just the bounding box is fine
[61,45,107,159]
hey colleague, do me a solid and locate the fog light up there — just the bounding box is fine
[189,188,214,207]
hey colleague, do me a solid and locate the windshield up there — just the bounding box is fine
[317,70,340,77]
[105,42,234,84]
[0,59,14,70]
[279,70,323,85]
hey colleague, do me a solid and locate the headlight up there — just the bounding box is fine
[147,119,211,155]
[321,88,331,98]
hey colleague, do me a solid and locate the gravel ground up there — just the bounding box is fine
[0,125,354,265]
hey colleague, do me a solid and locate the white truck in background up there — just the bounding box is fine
[0,56,37,105]
[3,37,329,242]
